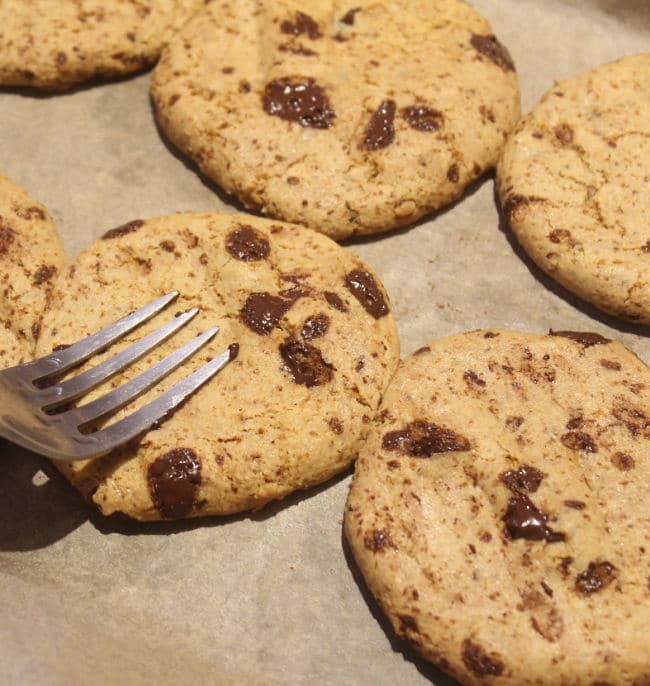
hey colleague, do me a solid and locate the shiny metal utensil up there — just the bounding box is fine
[0,291,233,461]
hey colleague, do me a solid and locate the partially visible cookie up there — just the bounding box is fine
[0,1,206,90]
[0,174,67,368]
[151,0,520,240]
[345,329,650,686]
[497,53,650,323]
[36,212,399,521]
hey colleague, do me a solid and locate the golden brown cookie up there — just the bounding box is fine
[497,53,650,323]
[0,0,206,90]
[345,328,650,686]
[0,173,67,368]
[37,212,399,521]
[151,0,521,240]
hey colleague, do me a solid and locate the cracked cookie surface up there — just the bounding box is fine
[497,53,650,323]
[0,0,207,90]
[151,0,520,240]
[0,174,66,367]
[344,329,650,686]
[36,212,399,520]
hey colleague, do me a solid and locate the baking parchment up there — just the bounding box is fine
[1,2,649,684]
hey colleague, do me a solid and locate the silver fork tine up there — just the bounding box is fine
[24,290,180,382]
[39,307,200,408]
[65,326,220,428]
[85,345,233,454]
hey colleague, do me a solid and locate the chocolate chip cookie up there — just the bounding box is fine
[345,329,650,686]
[0,1,206,90]
[151,0,521,240]
[0,173,66,368]
[497,53,650,323]
[37,212,399,521]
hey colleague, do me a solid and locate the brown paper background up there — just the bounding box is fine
[1,2,649,684]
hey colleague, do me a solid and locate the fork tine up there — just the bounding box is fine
[40,307,199,408]
[84,345,234,454]
[26,291,180,381]
[65,326,220,428]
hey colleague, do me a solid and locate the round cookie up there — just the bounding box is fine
[0,173,67,368]
[344,329,650,686]
[0,1,206,90]
[37,212,399,521]
[497,53,650,323]
[151,0,521,240]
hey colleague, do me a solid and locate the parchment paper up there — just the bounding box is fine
[1,2,649,684]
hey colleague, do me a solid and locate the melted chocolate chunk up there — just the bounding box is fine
[461,639,505,677]
[575,561,617,594]
[501,464,544,493]
[382,420,470,457]
[470,34,515,72]
[503,493,565,543]
[341,7,361,25]
[280,11,322,39]
[344,269,388,318]
[279,336,334,387]
[549,330,611,347]
[262,77,334,129]
[401,105,443,132]
[300,312,330,341]
[324,291,348,312]
[147,448,201,519]
[240,292,292,335]
[225,225,270,261]
[363,99,396,150]
[561,431,597,453]
[101,219,145,239]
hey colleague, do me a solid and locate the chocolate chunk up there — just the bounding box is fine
[228,342,240,361]
[147,448,201,519]
[503,492,565,543]
[279,336,334,387]
[240,292,292,335]
[401,105,443,132]
[101,219,145,239]
[363,99,396,150]
[280,11,322,39]
[611,451,635,471]
[575,561,617,594]
[226,225,270,261]
[33,264,57,285]
[344,269,388,318]
[300,312,330,341]
[341,8,361,25]
[549,330,611,347]
[564,500,586,510]
[364,528,396,552]
[461,639,505,677]
[501,464,544,493]
[561,431,597,453]
[470,34,515,72]
[0,226,15,254]
[382,420,470,457]
[324,291,348,312]
[262,77,334,129]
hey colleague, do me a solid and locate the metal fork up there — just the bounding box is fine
[0,291,234,461]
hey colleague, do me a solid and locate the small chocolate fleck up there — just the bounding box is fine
[470,34,515,72]
[328,417,343,434]
[280,11,322,39]
[560,556,574,576]
[600,359,621,371]
[501,464,544,493]
[14,205,46,221]
[505,416,524,431]
[549,330,611,347]
[363,99,396,151]
[226,225,270,261]
[364,528,396,552]
[147,448,201,519]
[102,219,145,240]
[300,312,330,341]
[262,77,334,129]
[324,291,348,312]
[463,370,486,387]
[33,264,57,285]
[575,561,617,594]
[447,164,459,183]
[240,292,292,335]
[56,51,67,65]
[564,499,586,510]
[554,123,574,145]
[561,431,597,453]
[344,269,388,318]
[228,342,240,361]
[461,639,505,677]
[382,420,470,457]
[611,452,635,471]
[0,226,16,254]
[401,105,443,132]
[503,492,565,543]
[279,336,334,387]
[341,7,361,25]
[159,240,176,253]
